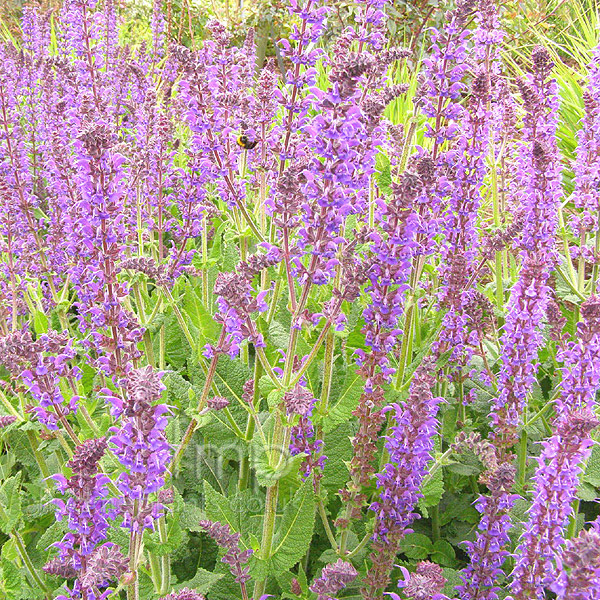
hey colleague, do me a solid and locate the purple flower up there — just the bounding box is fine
[105,366,171,531]
[159,590,205,600]
[0,329,80,429]
[509,297,600,598]
[199,520,253,586]
[396,561,448,600]
[310,559,358,600]
[205,246,281,359]
[50,437,120,599]
[570,39,600,239]
[457,463,518,600]
[285,383,326,477]
[364,360,442,597]
[491,46,561,448]
[510,410,599,599]
[551,522,600,600]
[0,415,17,428]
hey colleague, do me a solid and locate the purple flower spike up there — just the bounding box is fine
[310,559,358,600]
[285,383,325,477]
[364,360,442,598]
[107,365,171,532]
[457,462,518,600]
[491,45,561,448]
[551,522,600,600]
[49,437,121,599]
[398,561,448,600]
[510,410,599,599]
[199,520,253,585]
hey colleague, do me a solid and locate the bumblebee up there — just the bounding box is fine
[237,134,258,150]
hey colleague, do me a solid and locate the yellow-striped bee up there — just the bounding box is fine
[237,134,258,150]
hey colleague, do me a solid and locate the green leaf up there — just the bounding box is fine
[0,474,22,534]
[324,369,362,433]
[270,477,315,573]
[32,310,49,335]
[375,153,392,194]
[250,414,299,487]
[431,540,457,567]
[203,482,242,538]
[144,519,184,556]
[583,444,600,487]
[175,568,224,594]
[181,287,220,347]
[161,313,191,369]
[0,558,24,599]
[164,372,193,407]
[252,477,316,578]
[577,481,597,501]
[37,520,68,553]
[440,493,479,526]
[321,422,352,491]
[398,533,434,560]
[180,501,206,532]
[442,567,464,597]
[419,468,444,509]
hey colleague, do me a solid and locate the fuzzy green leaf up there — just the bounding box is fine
[0,474,22,534]
[175,568,224,594]
[324,369,362,433]
[269,477,315,573]
[398,533,433,560]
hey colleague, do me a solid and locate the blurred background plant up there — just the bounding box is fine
[1,0,597,171]
[1,0,596,64]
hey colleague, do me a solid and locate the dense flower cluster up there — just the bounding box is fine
[284,382,325,477]
[395,561,448,600]
[310,559,358,600]
[0,330,81,429]
[104,366,171,532]
[509,295,600,599]
[491,46,561,447]
[457,462,518,600]
[551,522,600,599]
[159,590,205,600]
[365,360,442,597]
[49,437,126,600]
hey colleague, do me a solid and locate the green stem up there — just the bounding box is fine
[158,516,171,594]
[12,531,52,599]
[457,376,466,424]
[420,447,453,489]
[239,360,262,491]
[252,482,279,600]
[79,403,100,435]
[558,202,578,287]
[148,549,162,592]
[394,299,415,390]
[318,329,335,417]
[161,287,196,350]
[171,331,225,474]
[517,429,528,492]
[345,527,373,558]
[143,330,156,367]
[0,389,23,421]
[491,152,504,312]
[567,498,580,539]
[591,230,600,293]
[318,499,338,552]
[26,431,51,485]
